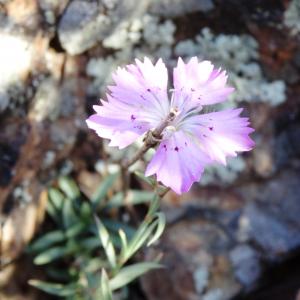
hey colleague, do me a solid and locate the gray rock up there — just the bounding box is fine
[58,0,149,55]
[142,220,241,300]
[193,266,209,294]
[29,79,60,122]
[243,169,300,260]
[229,245,261,287]
[149,0,214,17]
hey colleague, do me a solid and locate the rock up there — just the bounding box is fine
[203,289,223,300]
[142,220,241,300]
[252,135,275,178]
[149,0,215,17]
[38,0,69,26]
[275,122,300,170]
[229,245,261,288]
[58,0,149,55]
[241,168,300,260]
[29,79,60,122]
[193,266,209,294]
[0,186,47,265]
[6,0,40,30]
[0,33,33,112]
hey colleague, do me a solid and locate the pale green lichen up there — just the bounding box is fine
[284,0,300,36]
[86,15,176,96]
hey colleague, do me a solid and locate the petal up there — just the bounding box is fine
[181,109,255,164]
[110,57,170,117]
[173,57,234,107]
[145,131,211,194]
[86,57,170,149]
[86,114,149,149]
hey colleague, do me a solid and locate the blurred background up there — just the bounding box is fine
[0,0,300,299]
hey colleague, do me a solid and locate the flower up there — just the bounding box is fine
[87,57,254,194]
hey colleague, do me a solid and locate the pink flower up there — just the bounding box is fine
[87,57,254,194]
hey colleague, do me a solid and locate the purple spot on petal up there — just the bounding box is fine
[185,142,187,146]
[147,88,151,92]
[131,115,136,121]
[163,144,167,151]
[174,146,179,152]
[203,134,207,137]
[191,88,195,92]
[209,126,213,131]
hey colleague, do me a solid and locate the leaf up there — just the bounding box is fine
[91,172,118,208]
[147,212,166,247]
[102,219,135,238]
[80,202,92,220]
[107,190,154,208]
[94,216,117,269]
[46,196,61,224]
[29,280,78,297]
[80,236,101,251]
[58,177,80,200]
[122,221,158,262]
[118,229,128,260]
[84,257,106,273]
[134,171,156,187]
[34,246,70,265]
[120,211,165,263]
[110,262,163,291]
[65,223,86,239]
[63,198,79,229]
[29,230,65,252]
[48,188,64,211]
[96,269,113,300]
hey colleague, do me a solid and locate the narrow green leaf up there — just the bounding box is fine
[124,221,158,262]
[102,219,135,238]
[85,257,106,273]
[81,236,101,251]
[34,246,70,265]
[29,280,78,297]
[30,230,65,252]
[91,173,118,208]
[95,216,117,269]
[147,212,166,246]
[46,196,61,224]
[107,190,154,208]
[110,262,162,291]
[118,229,128,259]
[48,188,64,211]
[58,177,80,200]
[134,171,156,187]
[63,198,79,229]
[65,222,86,239]
[80,202,92,220]
[97,269,113,300]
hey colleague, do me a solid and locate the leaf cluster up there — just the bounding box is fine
[29,173,165,300]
